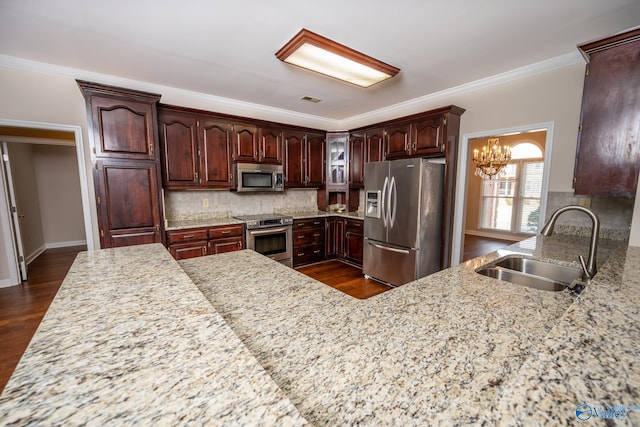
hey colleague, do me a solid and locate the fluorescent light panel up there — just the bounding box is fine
[276,29,400,88]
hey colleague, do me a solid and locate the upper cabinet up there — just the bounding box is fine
[158,106,233,189]
[573,27,640,197]
[349,133,365,188]
[232,123,259,163]
[82,85,159,161]
[283,130,325,188]
[412,116,445,156]
[258,127,283,164]
[327,132,349,188]
[384,123,411,159]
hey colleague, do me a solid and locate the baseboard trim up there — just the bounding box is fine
[0,277,20,288]
[25,244,46,265]
[45,240,87,249]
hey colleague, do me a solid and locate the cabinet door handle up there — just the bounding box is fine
[238,241,242,249]
[413,143,416,150]
[202,246,207,256]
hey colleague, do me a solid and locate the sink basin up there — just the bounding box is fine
[476,256,584,292]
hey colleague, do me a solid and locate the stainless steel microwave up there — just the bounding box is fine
[234,163,285,192]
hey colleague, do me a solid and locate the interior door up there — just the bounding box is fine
[1,142,27,280]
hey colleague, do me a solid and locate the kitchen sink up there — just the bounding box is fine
[476,256,584,292]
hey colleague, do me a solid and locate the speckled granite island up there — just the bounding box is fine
[1,236,639,426]
[0,245,306,426]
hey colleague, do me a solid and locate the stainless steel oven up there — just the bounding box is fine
[234,214,293,267]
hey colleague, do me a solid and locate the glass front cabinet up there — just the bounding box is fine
[326,132,349,188]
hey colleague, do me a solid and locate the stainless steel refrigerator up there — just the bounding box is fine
[363,158,444,286]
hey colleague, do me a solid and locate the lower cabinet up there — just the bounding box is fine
[293,218,326,267]
[325,217,363,267]
[344,219,364,266]
[167,224,244,260]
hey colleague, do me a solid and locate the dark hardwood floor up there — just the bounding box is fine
[297,260,392,299]
[463,234,514,261]
[0,246,84,394]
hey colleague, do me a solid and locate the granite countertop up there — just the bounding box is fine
[1,235,637,425]
[165,211,364,231]
[0,244,306,426]
[179,234,639,426]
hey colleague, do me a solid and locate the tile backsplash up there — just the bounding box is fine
[545,192,635,241]
[164,189,319,220]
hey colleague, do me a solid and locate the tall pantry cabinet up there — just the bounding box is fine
[78,80,165,248]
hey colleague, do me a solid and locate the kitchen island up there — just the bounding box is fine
[0,236,638,425]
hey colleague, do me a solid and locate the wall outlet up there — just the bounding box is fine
[578,197,591,208]
[202,198,209,208]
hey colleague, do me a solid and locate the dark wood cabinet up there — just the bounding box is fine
[573,27,640,197]
[344,219,363,266]
[306,133,326,187]
[284,130,305,187]
[349,133,365,187]
[293,218,325,267]
[365,128,385,163]
[232,123,259,163]
[167,224,244,260]
[93,159,163,248]
[385,123,411,159]
[78,80,164,249]
[158,107,233,189]
[258,127,283,164]
[85,96,158,161]
[283,130,325,188]
[158,110,199,188]
[412,116,445,156]
[200,118,233,188]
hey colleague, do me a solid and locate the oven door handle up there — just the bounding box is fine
[248,226,290,235]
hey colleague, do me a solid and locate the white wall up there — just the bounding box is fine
[33,144,86,246]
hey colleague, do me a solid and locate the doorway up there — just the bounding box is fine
[451,123,554,265]
[0,119,94,287]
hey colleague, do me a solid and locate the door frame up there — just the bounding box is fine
[0,118,95,287]
[451,121,554,265]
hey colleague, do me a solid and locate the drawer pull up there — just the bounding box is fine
[183,234,194,239]
[313,221,321,225]
[221,230,232,234]
[297,235,305,239]
[297,252,305,256]
[313,233,321,237]
[313,250,321,254]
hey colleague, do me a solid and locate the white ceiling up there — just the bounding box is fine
[1,0,639,124]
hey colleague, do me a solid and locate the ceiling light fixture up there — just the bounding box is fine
[473,137,512,179]
[276,29,400,88]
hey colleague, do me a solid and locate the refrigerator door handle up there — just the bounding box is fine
[369,241,411,254]
[381,176,389,227]
[389,176,397,227]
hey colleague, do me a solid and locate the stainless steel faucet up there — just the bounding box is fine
[540,205,600,280]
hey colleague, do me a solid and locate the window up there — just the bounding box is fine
[479,143,543,234]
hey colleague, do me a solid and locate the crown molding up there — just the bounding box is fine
[0,54,338,130]
[336,51,583,130]
[1,51,582,131]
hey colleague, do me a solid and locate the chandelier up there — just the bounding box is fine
[473,137,512,179]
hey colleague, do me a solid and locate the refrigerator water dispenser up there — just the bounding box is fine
[366,191,381,218]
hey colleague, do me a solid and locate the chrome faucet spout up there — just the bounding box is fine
[539,205,600,280]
